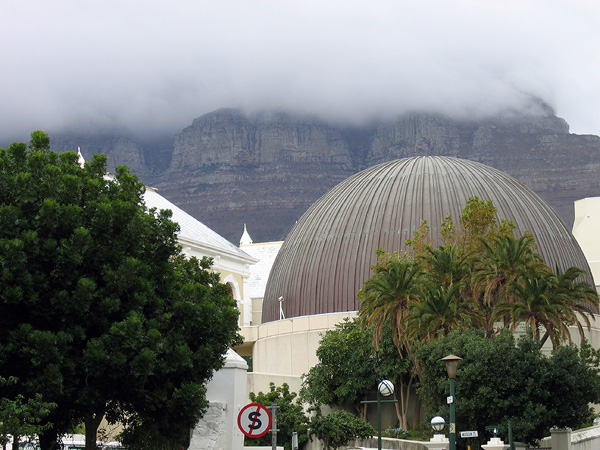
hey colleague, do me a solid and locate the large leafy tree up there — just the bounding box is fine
[300,318,378,420]
[300,318,415,427]
[0,133,241,450]
[416,329,600,447]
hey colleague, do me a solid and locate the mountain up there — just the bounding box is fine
[48,107,600,243]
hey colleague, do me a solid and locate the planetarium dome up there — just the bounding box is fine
[262,156,592,323]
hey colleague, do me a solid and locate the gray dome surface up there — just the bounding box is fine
[262,156,592,323]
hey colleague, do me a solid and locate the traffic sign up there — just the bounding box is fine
[460,431,478,438]
[238,403,272,438]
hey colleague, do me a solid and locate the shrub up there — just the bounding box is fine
[309,410,374,450]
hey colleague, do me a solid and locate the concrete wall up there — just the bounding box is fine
[246,311,356,375]
[573,197,600,290]
[190,349,248,450]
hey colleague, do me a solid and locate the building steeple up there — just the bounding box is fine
[77,147,85,168]
[240,223,253,246]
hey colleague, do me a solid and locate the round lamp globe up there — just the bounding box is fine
[378,379,394,397]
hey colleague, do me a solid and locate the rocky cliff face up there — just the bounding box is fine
[42,107,600,244]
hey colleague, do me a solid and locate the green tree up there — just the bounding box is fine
[0,377,55,450]
[416,329,600,447]
[247,383,309,450]
[472,235,547,309]
[309,410,374,450]
[300,318,378,420]
[300,318,415,427]
[497,273,574,349]
[407,282,480,343]
[0,132,241,450]
[357,252,425,428]
[551,266,599,344]
[358,251,424,354]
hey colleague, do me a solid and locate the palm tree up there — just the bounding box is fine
[418,244,472,287]
[406,282,481,343]
[470,234,551,335]
[357,253,424,354]
[472,234,549,307]
[495,265,599,349]
[549,266,599,346]
[496,273,573,349]
[357,252,425,430]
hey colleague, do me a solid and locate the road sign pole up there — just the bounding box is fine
[238,403,272,440]
[270,402,279,450]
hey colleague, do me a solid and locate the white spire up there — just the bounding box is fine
[240,223,253,246]
[77,147,85,168]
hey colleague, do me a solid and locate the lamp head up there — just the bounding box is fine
[431,416,446,432]
[441,354,462,379]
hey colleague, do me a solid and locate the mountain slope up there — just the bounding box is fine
[48,107,600,243]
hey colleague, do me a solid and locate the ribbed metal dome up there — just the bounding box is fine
[262,156,592,323]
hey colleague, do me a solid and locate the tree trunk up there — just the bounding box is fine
[412,395,422,429]
[393,389,405,429]
[84,411,105,450]
[540,330,552,348]
[394,380,409,429]
[358,394,369,421]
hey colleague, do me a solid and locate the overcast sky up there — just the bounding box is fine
[2,0,600,140]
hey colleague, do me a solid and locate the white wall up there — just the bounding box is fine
[190,349,248,450]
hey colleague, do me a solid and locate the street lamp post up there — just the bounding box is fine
[442,355,462,450]
[360,380,397,450]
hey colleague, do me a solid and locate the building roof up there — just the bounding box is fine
[143,188,254,262]
[262,156,592,323]
[240,240,283,300]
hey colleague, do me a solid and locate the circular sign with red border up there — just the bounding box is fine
[237,403,272,438]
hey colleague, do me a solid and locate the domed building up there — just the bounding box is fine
[262,156,592,323]
[242,156,597,397]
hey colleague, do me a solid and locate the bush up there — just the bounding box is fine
[246,383,309,450]
[309,410,375,450]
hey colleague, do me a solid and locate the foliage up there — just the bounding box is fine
[301,318,416,427]
[359,197,598,357]
[0,132,242,450]
[300,318,378,419]
[309,410,375,450]
[358,251,423,354]
[0,377,55,448]
[246,383,309,450]
[350,195,599,439]
[416,329,600,446]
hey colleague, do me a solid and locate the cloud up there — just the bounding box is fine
[1,0,600,140]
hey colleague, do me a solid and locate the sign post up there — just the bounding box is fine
[238,403,272,439]
[269,402,279,450]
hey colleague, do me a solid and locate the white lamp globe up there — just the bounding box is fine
[378,379,394,397]
[431,416,445,432]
